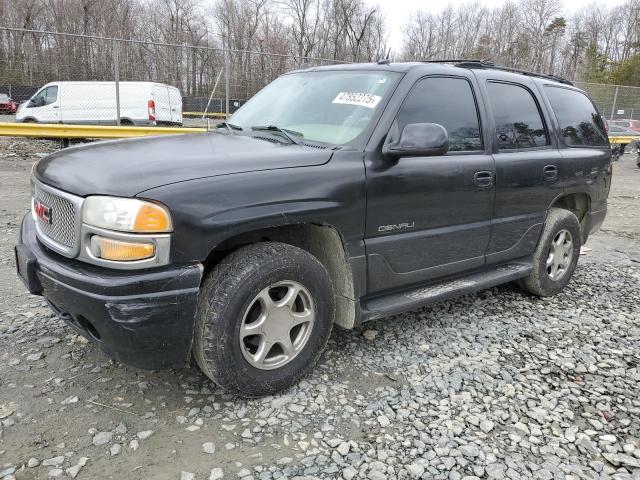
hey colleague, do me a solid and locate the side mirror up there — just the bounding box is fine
[383,123,449,159]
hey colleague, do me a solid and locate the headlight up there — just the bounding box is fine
[82,196,172,233]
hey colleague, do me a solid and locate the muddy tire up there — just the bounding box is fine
[193,242,335,397]
[519,208,581,297]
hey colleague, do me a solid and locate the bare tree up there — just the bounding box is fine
[401,0,640,81]
[1,0,639,101]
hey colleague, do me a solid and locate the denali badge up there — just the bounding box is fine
[33,199,52,224]
[378,222,415,233]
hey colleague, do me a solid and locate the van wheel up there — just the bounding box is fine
[193,242,335,397]
[519,208,581,297]
[23,118,36,123]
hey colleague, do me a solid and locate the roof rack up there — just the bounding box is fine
[422,59,573,86]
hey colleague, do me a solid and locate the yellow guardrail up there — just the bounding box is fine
[2,121,638,144]
[183,111,228,118]
[608,135,640,144]
[0,122,207,139]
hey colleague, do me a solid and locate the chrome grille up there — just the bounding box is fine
[33,182,79,250]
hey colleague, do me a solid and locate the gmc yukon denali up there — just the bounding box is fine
[15,61,611,397]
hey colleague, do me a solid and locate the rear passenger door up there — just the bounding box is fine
[475,73,563,265]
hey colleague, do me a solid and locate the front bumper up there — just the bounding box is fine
[16,214,203,369]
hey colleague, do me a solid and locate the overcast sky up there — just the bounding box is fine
[369,0,631,52]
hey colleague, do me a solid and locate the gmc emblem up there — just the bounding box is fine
[33,199,52,224]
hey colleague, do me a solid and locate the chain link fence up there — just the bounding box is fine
[576,82,640,123]
[0,27,342,127]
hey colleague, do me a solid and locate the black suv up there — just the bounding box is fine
[15,61,611,397]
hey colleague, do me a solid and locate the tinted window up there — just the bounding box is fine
[487,82,548,149]
[544,86,607,147]
[396,77,482,152]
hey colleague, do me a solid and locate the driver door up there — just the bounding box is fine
[25,85,60,123]
[364,75,495,294]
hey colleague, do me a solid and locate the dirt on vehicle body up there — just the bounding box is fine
[16,61,612,397]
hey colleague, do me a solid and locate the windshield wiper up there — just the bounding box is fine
[216,121,243,134]
[250,125,303,145]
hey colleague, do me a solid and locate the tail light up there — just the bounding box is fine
[148,100,156,122]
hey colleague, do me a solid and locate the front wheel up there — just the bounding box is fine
[519,208,581,297]
[193,242,335,397]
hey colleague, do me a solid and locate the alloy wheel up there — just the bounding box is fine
[239,281,315,370]
[546,229,573,281]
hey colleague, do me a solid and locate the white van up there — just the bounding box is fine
[16,81,182,126]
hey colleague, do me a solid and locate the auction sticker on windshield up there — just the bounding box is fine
[332,92,382,109]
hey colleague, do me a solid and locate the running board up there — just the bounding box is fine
[361,262,532,321]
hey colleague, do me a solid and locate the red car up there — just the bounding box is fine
[610,119,640,133]
[0,94,17,114]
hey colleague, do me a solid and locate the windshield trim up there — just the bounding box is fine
[228,70,405,150]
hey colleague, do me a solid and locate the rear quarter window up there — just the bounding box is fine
[544,86,608,147]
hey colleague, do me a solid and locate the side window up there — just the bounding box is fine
[486,82,549,150]
[544,86,607,147]
[44,86,58,106]
[396,77,482,152]
[28,86,57,107]
[28,89,45,107]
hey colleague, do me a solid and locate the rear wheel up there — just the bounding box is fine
[193,242,335,397]
[519,208,581,297]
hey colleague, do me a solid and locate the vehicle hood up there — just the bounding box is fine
[34,133,333,197]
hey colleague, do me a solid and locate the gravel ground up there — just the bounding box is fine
[0,138,639,480]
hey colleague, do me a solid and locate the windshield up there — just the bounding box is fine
[229,70,401,145]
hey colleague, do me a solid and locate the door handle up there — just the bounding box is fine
[52,105,59,109]
[543,165,558,179]
[474,171,494,187]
